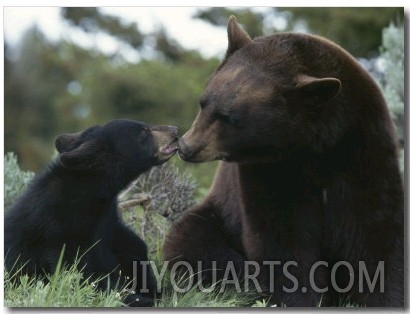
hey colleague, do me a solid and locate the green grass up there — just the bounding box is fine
[4,253,123,307]
[4,268,264,308]
[4,244,263,308]
[4,203,265,308]
[158,283,263,307]
[4,270,123,307]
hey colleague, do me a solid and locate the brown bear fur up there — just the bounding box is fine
[164,16,404,307]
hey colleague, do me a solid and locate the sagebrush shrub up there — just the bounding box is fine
[119,162,198,221]
[4,152,35,210]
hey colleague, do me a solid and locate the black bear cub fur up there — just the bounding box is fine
[5,119,178,307]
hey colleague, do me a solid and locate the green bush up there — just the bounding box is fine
[380,24,404,143]
[4,152,35,210]
[378,24,404,173]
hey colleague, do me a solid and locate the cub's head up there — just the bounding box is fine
[179,16,343,163]
[55,119,178,184]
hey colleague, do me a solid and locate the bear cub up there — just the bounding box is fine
[5,119,179,307]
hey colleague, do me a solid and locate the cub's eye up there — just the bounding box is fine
[137,127,150,142]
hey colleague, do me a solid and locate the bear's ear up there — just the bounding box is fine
[226,15,252,59]
[55,132,82,153]
[291,74,341,105]
[58,140,100,171]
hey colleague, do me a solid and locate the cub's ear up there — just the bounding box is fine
[58,141,100,171]
[226,15,252,59]
[290,74,341,105]
[55,132,82,153]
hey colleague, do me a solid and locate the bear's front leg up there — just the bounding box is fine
[257,258,326,307]
[240,188,326,307]
[163,201,246,285]
[111,222,156,306]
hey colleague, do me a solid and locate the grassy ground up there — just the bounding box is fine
[4,268,266,308]
[4,208,265,308]
[4,262,123,307]
[4,200,270,308]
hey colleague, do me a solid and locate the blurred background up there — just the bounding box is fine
[4,7,405,191]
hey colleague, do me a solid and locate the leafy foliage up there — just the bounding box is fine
[369,23,404,174]
[5,19,218,179]
[61,8,143,49]
[195,8,265,38]
[195,7,403,57]
[379,24,404,146]
[4,152,35,210]
[278,8,403,57]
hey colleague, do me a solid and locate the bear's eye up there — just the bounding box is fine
[218,112,238,127]
[199,95,210,109]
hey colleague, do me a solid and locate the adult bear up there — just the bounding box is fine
[163,16,404,307]
[5,119,179,307]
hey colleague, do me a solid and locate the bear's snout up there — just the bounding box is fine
[150,125,179,163]
[177,136,218,163]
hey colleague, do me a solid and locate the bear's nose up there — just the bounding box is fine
[177,138,193,160]
[178,137,187,151]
